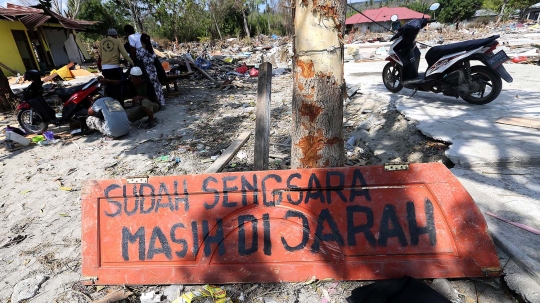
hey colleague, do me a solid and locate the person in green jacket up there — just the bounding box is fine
[99,28,134,106]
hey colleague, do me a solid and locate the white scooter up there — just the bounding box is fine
[382,3,513,105]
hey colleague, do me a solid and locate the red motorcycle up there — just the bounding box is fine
[17,70,102,134]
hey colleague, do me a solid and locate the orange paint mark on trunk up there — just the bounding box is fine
[297,130,341,168]
[297,131,324,168]
[299,102,322,123]
[296,59,315,78]
[298,83,304,91]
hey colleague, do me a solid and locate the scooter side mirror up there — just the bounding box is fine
[391,14,399,22]
[429,3,440,11]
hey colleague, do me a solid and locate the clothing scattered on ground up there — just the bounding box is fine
[87,97,130,138]
[136,47,166,106]
[346,276,451,303]
[126,99,160,122]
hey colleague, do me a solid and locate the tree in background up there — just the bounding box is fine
[151,0,210,42]
[438,0,482,29]
[78,0,131,40]
[406,0,431,14]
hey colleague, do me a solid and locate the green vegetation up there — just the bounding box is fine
[438,0,482,28]
[77,0,293,43]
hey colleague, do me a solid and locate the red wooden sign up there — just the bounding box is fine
[81,163,500,285]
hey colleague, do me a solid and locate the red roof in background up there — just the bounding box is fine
[346,7,430,25]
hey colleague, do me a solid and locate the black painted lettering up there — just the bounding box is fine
[139,184,156,214]
[311,209,344,252]
[156,183,174,212]
[262,174,282,206]
[202,219,225,257]
[202,177,220,210]
[191,221,199,257]
[104,184,122,217]
[378,204,408,247]
[263,213,271,256]
[281,210,309,252]
[346,205,376,247]
[349,169,371,202]
[174,180,190,212]
[122,226,145,261]
[305,173,325,204]
[147,227,172,260]
[124,185,139,216]
[222,176,238,208]
[286,173,303,205]
[170,223,188,258]
[238,215,258,256]
[326,171,347,204]
[407,200,437,245]
[241,175,258,206]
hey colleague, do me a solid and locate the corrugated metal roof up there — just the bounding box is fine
[19,13,51,30]
[0,3,97,30]
[0,7,34,16]
[6,3,43,13]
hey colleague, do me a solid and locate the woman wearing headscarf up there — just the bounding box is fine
[136,33,166,107]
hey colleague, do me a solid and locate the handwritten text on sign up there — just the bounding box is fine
[83,164,501,283]
[100,168,452,264]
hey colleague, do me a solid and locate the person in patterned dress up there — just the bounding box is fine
[136,33,166,107]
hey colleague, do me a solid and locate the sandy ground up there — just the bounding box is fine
[0,67,519,302]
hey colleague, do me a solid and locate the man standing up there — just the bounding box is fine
[123,24,142,62]
[87,96,130,139]
[99,28,134,105]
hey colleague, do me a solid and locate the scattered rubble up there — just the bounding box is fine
[11,275,48,303]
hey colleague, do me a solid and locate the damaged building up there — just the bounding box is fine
[0,3,97,76]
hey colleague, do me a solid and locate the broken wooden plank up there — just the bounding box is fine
[92,289,132,303]
[496,117,540,130]
[183,55,193,73]
[269,152,289,159]
[204,131,251,173]
[42,72,59,82]
[184,55,216,82]
[347,83,361,98]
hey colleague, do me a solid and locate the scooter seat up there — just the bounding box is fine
[54,83,86,102]
[425,35,499,67]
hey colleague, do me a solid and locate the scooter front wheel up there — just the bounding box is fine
[17,109,48,134]
[382,62,403,93]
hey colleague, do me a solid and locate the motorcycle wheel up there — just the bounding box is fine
[461,66,502,105]
[17,109,48,134]
[382,62,403,93]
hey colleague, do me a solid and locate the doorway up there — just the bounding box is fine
[11,30,38,71]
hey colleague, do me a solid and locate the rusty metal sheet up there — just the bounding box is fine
[81,163,501,285]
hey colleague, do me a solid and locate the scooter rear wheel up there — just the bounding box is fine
[461,66,502,105]
[17,109,48,134]
[382,62,403,93]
